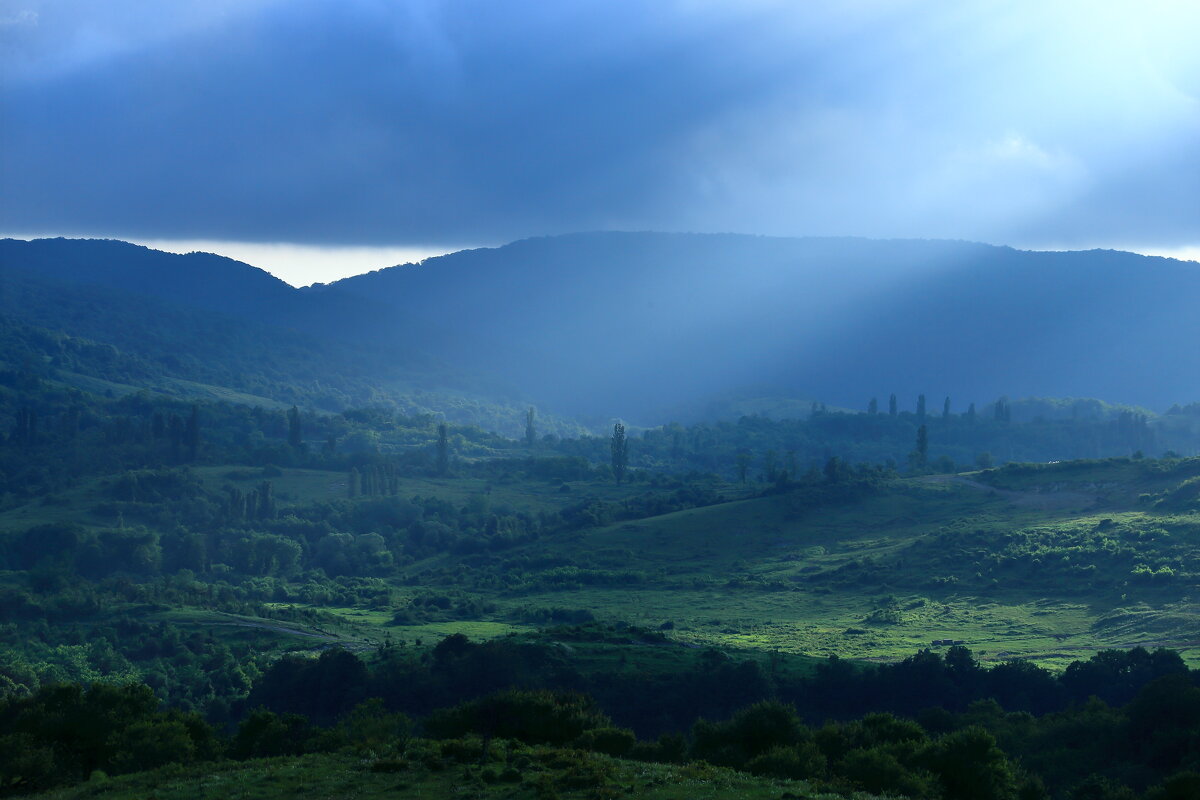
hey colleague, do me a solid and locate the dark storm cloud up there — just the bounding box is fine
[1,0,1197,247]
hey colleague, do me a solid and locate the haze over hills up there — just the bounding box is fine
[5,233,1197,427]
[9,4,1200,797]
[0,238,555,435]
[324,232,1200,421]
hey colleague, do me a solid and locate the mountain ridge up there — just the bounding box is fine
[3,232,1199,425]
[319,231,1200,419]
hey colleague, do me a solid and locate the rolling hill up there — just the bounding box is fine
[4,233,1198,429]
[324,232,1200,422]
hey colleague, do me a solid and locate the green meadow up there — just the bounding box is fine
[367,460,1200,668]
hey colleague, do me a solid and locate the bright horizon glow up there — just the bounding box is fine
[0,233,469,287]
[134,239,469,287]
[1024,242,1200,264]
[1133,245,1200,264]
[3,232,1196,287]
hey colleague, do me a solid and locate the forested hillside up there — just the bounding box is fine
[3,362,1200,797]
[325,233,1200,421]
[6,234,1200,428]
[0,243,577,437]
[3,236,1200,799]
[8,0,1200,796]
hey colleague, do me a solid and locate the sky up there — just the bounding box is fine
[2,0,1198,286]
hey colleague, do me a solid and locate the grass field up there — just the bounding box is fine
[377,462,1200,667]
[7,457,1199,674]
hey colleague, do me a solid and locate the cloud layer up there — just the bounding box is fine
[2,0,1198,249]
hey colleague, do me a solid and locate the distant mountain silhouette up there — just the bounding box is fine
[0,238,507,424]
[0,238,296,317]
[3,233,1198,424]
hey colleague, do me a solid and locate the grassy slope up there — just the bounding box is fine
[8,456,1200,669]
[48,369,295,410]
[194,467,674,515]
[369,460,1200,668]
[34,747,883,800]
[0,467,697,658]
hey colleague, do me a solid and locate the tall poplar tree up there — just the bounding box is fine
[287,406,303,449]
[611,422,628,485]
[184,405,200,462]
[525,407,537,448]
[736,452,751,484]
[436,423,450,476]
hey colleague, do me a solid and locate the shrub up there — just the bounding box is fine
[424,690,611,745]
[575,726,636,757]
[841,746,934,797]
[746,742,827,780]
[691,701,806,769]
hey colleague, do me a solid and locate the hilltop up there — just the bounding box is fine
[323,232,1200,421]
[4,234,1200,799]
[5,234,1200,428]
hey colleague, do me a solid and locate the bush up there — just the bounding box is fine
[924,726,1016,800]
[1144,772,1200,800]
[692,701,806,769]
[841,746,934,797]
[339,698,412,752]
[424,690,611,745]
[745,742,826,780]
[575,726,636,757]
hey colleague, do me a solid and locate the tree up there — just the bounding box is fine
[913,425,929,469]
[943,396,951,419]
[917,394,927,422]
[254,481,275,519]
[436,423,450,476]
[611,422,628,485]
[13,406,37,448]
[184,405,200,462]
[340,698,412,753]
[736,452,751,484]
[764,450,779,482]
[167,414,184,461]
[868,397,878,415]
[925,726,1016,800]
[287,406,303,449]
[889,394,897,417]
[525,407,537,448]
[824,456,842,482]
